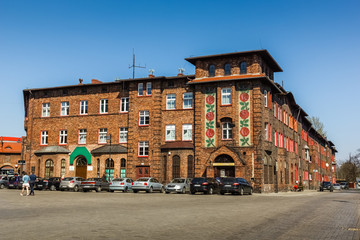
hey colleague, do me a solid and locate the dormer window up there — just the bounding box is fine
[209,65,215,77]
[240,62,247,74]
[224,63,231,76]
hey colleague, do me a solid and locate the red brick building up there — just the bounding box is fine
[22,50,336,192]
[0,136,24,175]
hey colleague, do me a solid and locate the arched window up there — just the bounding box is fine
[120,158,126,178]
[61,159,66,178]
[209,65,215,77]
[45,159,54,178]
[105,158,114,180]
[97,158,100,178]
[172,155,180,179]
[224,63,231,76]
[240,62,247,74]
[187,155,194,178]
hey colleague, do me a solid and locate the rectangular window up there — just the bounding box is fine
[120,97,129,112]
[138,83,143,96]
[146,82,152,96]
[166,94,176,110]
[274,131,277,147]
[265,123,268,141]
[99,128,107,144]
[222,122,233,140]
[182,124,192,141]
[120,127,128,143]
[166,125,175,141]
[41,131,48,145]
[59,130,67,145]
[139,110,149,126]
[221,88,231,105]
[138,141,149,157]
[42,103,50,117]
[100,99,108,114]
[264,90,268,107]
[78,129,87,144]
[274,103,277,118]
[183,92,193,109]
[80,100,88,115]
[61,101,69,116]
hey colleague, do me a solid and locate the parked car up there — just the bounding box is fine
[81,178,110,192]
[46,177,62,191]
[190,177,220,195]
[132,177,164,193]
[333,183,341,190]
[59,177,84,192]
[220,177,253,195]
[165,178,192,194]
[8,176,22,189]
[319,181,333,192]
[34,177,48,190]
[340,182,349,190]
[109,178,133,192]
[0,176,10,189]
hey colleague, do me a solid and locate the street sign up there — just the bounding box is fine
[18,160,25,165]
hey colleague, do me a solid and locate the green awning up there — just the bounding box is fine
[70,147,91,165]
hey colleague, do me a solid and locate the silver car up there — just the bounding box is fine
[165,178,192,194]
[132,177,164,193]
[109,178,133,192]
[59,177,84,192]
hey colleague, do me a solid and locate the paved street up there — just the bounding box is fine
[0,189,359,240]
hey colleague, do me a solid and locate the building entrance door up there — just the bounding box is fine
[76,157,87,179]
[213,154,235,178]
[136,166,150,179]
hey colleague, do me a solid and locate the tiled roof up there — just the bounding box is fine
[91,145,127,154]
[34,146,70,155]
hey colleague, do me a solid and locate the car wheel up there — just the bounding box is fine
[133,190,138,193]
[249,188,253,195]
[73,185,79,192]
[240,188,244,196]
[182,187,186,194]
[220,192,225,195]
[0,184,5,189]
[123,187,128,193]
[83,189,87,192]
[50,185,56,191]
[148,187,153,193]
[208,187,213,195]
[166,191,170,194]
[96,186,102,192]
[191,191,195,195]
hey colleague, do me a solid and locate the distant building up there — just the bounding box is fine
[0,136,23,175]
[22,50,336,192]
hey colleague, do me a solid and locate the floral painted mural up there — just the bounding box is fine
[205,88,216,147]
[239,86,252,146]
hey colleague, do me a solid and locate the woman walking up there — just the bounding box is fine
[21,171,30,196]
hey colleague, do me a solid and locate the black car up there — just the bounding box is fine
[34,177,48,190]
[220,177,253,195]
[190,177,220,195]
[80,178,110,192]
[8,176,23,189]
[46,177,62,191]
[319,181,333,192]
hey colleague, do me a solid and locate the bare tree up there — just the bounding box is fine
[309,116,327,138]
[337,150,360,182]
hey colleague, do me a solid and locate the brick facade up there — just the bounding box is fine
[22,50,336,192]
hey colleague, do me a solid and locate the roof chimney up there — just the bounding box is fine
[148,69,155,78]
[79,78,83,84]
[178,68,185,76]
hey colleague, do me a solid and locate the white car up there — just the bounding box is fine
[333,183,341,190]
[132,177,164,193]
[109,178,133,192]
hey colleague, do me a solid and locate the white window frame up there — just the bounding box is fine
[221,88,231,105]
[120,97,129,112]
[80,100,88,115]
[99,128,107,144]
[138,141,149,157]
[183,92,193,109]
[222,122,233,140]
[119,127,128,143]
[166,94,176,110]
[182,124,192,141]
[138,83,143,96]
[61,101,69,116]
[265,123,268,141]
[59,130,67,145]
[100,99,108,114]
[139,110,149,126]
[41,131,48,145]
[146,82,152,96]
[166,125,175,141]
[264,90,268,107]
[42,103,50,117]
[78,129,87,144]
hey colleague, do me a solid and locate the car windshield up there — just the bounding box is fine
[62,177,73,181]
[192,178,205,184]
[112,178,124,182]
[221,178,236,184]
[86,178,99,181]
[137,178,149,182]
[334,184,340,186]
[323,182,331,186]
[171,179,185,183]
[340,182,346,185]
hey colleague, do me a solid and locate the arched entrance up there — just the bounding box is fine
[76,157,87,179]
[214,154,235,178]
[0,165,14,175]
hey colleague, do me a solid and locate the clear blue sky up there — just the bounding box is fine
[1,0,359,162]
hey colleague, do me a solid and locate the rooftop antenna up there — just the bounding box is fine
[129,49,146,79]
